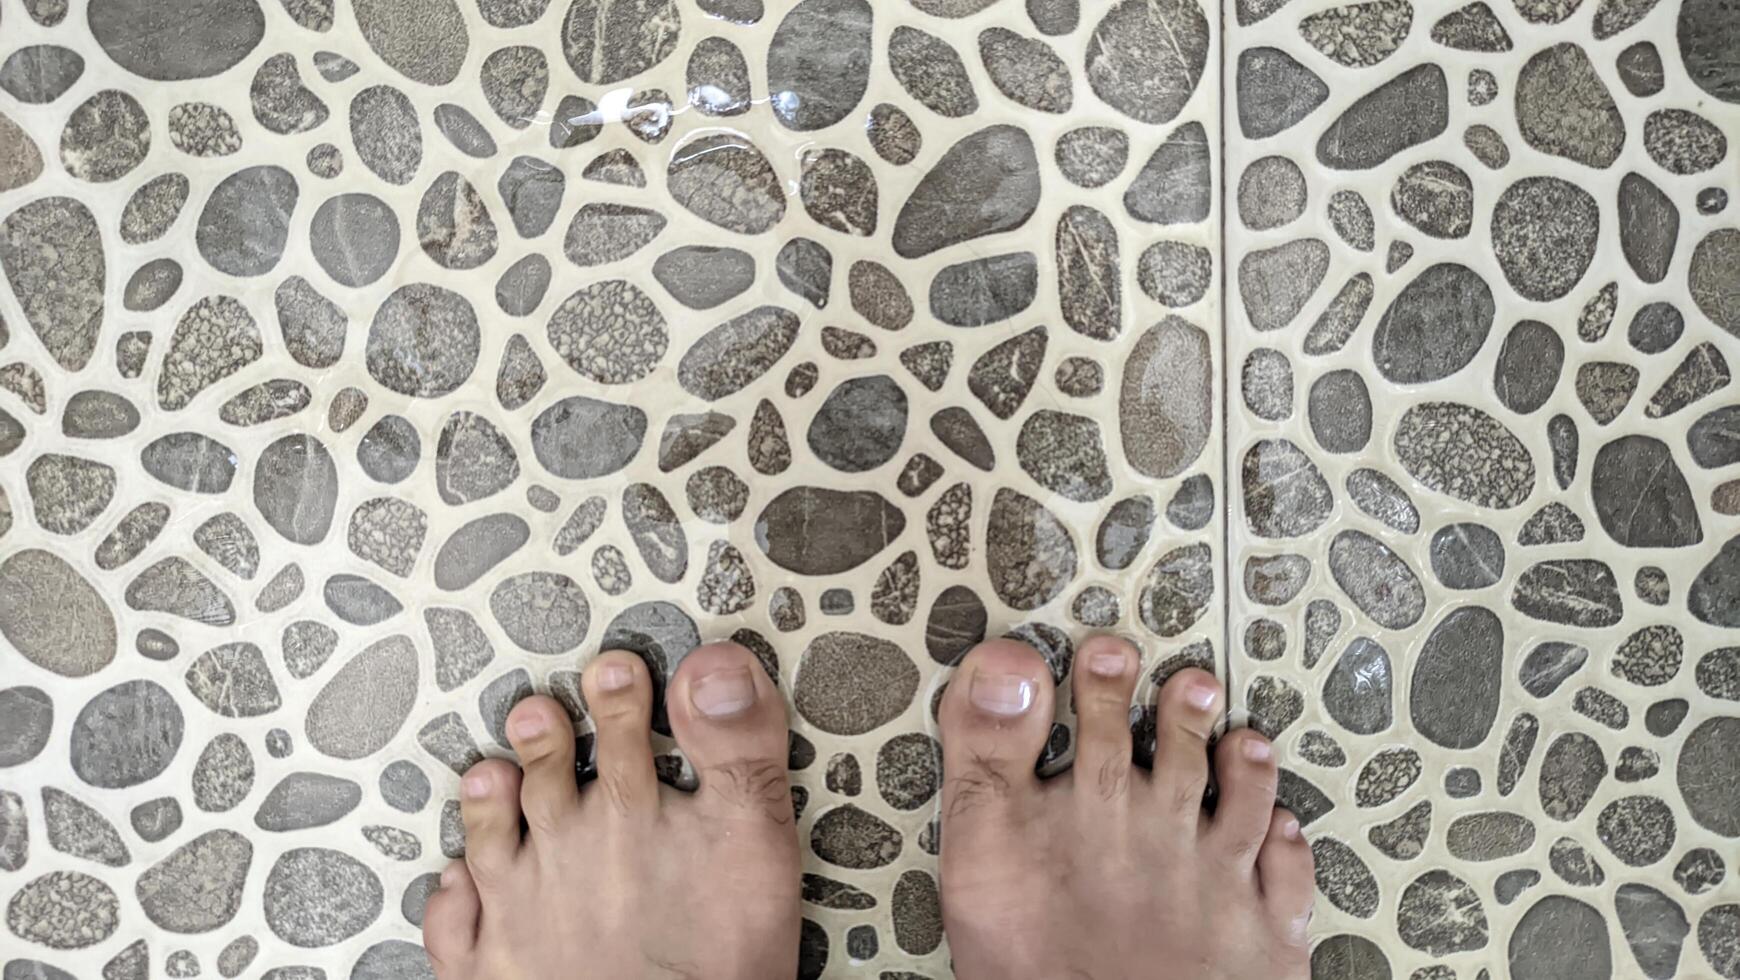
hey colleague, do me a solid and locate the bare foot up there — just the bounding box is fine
[937,637,1316,980]
[423,642,801,980]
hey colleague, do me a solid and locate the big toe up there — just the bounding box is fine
[937,638,1056,827]
[666,641,792,823]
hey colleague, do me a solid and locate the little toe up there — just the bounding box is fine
[422,861,481,976]
[667,641,792,824]
[1257,808,1315,947]
[1146,667,1221,821]
[937,639,1056,827]
[582,650,660,815]
[1208,728,1279,868]
[505,695,581,837]
[459,759,525,885]
[1070,636,1140,806]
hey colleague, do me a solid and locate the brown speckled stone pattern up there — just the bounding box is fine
[1227,0,1740,976]
[0,0,1222,975]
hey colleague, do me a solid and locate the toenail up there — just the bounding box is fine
[1087,650,1127,677]
[1185,679,1218,712]
[597,661,634,692]
[691,666,757,718]
[463,771,492,799]
[510,711,547,741]
[1283,816,1301,841]
[440,865,459,887]
[969,671,1036,716]
[1242,737,1273,763]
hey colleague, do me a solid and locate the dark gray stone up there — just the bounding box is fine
[1493,176,1600,302]
[1237,155,1306,230]
[1372,263,1494,383]
[1316,63,1448,169]
[526,396,646,481]
[1329,529,1424,629]
[893,125,1039,258]
[1678,717,1740,834]
[0,45,85,103]
[1121,317,1212,477]
[1430,522,1504,589]
[263,847,382,946]
[1591,435,1702,547]
[794,633,919,736]
[309,193,398,288]
[1236,46,1327,138]
[353,0,467,84]
[888,26,977,117]
[350,85,421,185]
[1516,43,1624,168]
[1086,0,1207,123]
[1323,637,1392,735]
[490,572,590,653]
[1411,606,1504,748]
[1239,238,1329,331]
[1619,172,1679,284]
[1124,122,1211,225]
[1307,369,1371,452]
[766,0,871,130]
[1242,438,1332,538]
[88,0,263,80]
[365,283,479,398]
[979,27,1071,113]
[652,246,754,310]
[1055,126,1128,187]
[677,306,801,399]
[305,635,417,760]
[1392,160,1472,237]
[254,773,360,831]
[417,173,498,270]
[986,489,1077,610]
[433,104,496,157]
[807,376,907,474]
[1494,319,1564,414]
[1510,896,1612,980]
[928,252,1037,327]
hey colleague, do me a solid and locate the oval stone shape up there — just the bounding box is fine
[1411,606,1504,749]
[756,488,906,575]
[0,549,117,677]
[793,631,921,735]
[305,634,418,760]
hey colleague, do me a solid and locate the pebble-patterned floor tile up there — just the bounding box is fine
[0,0,1223,976]
[1226,0,1740,976]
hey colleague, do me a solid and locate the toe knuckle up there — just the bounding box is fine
[703,757,791,823]
[943,753,1014,818]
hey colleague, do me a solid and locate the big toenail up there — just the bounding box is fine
[598,661,634,692]
[510,711,547,740]
[691,667,756,718]
[1283,816,1301,840]
[463,771,492,798]
[1087,650,1127,677]
[1185,680,1218,711]
[969,672,1036,716]
[1242,738,1273,762]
